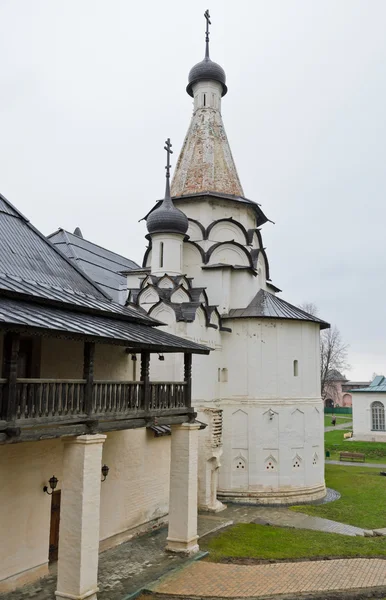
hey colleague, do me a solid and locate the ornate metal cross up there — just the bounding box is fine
[204,9,211,43]
[164,138,173,179]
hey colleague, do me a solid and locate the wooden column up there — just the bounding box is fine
[140,351,150,411]
[83,342,95,415]
[184,353,192,408]
[3,332,20,421]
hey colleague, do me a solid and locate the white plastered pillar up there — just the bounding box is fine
[55,434,106,600]
[166,422,200,555]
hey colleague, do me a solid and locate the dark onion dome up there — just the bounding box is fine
[186,57,227,97]
[147,195,189,236]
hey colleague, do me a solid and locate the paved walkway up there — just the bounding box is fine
[3,502,380,600]
[327,459,386,469]
[153,558,386,597]
[325,421,352,432]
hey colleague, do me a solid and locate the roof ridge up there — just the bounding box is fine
[50,228,138,265]
[0,192,30,220]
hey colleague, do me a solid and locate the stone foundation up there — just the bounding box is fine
[218,483,326,505]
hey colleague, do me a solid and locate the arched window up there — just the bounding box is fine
[371,401,385,431]
[159,242,164,268]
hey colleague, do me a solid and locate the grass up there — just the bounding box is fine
[202,522,386,561]
[325,429,386,463]
[324,415,353,427]
[291,464,386,529]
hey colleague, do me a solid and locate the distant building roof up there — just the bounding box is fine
[48,228,139,303]
[350,375,386,393]
[327,370,348,382]
[222,289,329,329]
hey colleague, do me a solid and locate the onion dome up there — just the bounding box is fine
[187,58,227,97]
[147,138,189,236]
[186,9,227,98]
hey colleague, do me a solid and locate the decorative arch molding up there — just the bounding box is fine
[187,218,206,241]
[206,241,254,269]
[137,285,160,307]
[170,285,191,304]
[148,300,176,325]
[184,240,206,263]
[142,245,152,268]
[250,248,270,280]
[158,275,176,289]
[292,453,303,469]
[206,218,249,245]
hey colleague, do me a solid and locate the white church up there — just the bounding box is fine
[0,11,329,597]
[55,13,329,509]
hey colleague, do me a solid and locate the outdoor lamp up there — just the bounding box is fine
[43,475,58,495]
[101,464,110,482]
[158,353,165,361]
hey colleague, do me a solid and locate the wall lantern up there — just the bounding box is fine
[101,464,110,482]
[131,354,137,361]
[158,353,165,361]
[268,409,275,421]
[43,475,59,495]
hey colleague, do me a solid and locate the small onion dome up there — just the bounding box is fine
[186,57,227,97]
[146,197,189,236]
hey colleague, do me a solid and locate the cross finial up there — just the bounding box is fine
[164,138,173,179]
[204,9,211,58]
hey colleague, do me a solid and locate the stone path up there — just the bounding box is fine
[3,501,380,600]
[325,421,353,432]
[153,558,386,597]
[327,459,386,469]
[1,514,232,600]
[219,503,365,537]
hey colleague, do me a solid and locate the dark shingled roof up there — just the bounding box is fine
[0,297,209,353]
[0,193,210,354]
[48,228,139,303]
[222,289,329,329]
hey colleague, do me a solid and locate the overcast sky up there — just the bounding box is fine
[1,0,385,380]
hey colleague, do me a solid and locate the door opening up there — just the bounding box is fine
[49,490,61,563]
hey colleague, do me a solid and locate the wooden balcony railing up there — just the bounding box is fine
[149,382,186,410]
[1,379,189,423]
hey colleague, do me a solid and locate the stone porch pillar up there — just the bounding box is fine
[55,434,106,600]
[166,422,200,555]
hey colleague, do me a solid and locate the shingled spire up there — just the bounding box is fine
[171,10,244,199]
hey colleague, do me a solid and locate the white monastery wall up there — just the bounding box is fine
[218,318,324,503]
[0,439,64,591]
[221,320,320,400]
[100,429,171,549]
[40,338,134,380]
[0,338,170,591]
[352,393,386,442]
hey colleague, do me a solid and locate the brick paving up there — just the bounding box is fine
[153,559,386,597]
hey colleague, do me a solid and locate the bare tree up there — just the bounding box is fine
[320,326,349,400]
[299,302,349,400]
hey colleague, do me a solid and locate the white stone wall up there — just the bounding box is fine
[217,318,324,502]
[352,392,386,442]
[0,337,171,591]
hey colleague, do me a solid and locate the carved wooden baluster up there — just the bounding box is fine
[83,342,95,416]
[3,332,20,422]
[140,352,150,412]
[184,353,192,409]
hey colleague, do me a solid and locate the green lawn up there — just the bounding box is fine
[324,415,352,427]
[203,523,386,561]
[325,429,386,463]
[291,464,386,529]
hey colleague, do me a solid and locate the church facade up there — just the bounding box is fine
[126,17,329,506]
